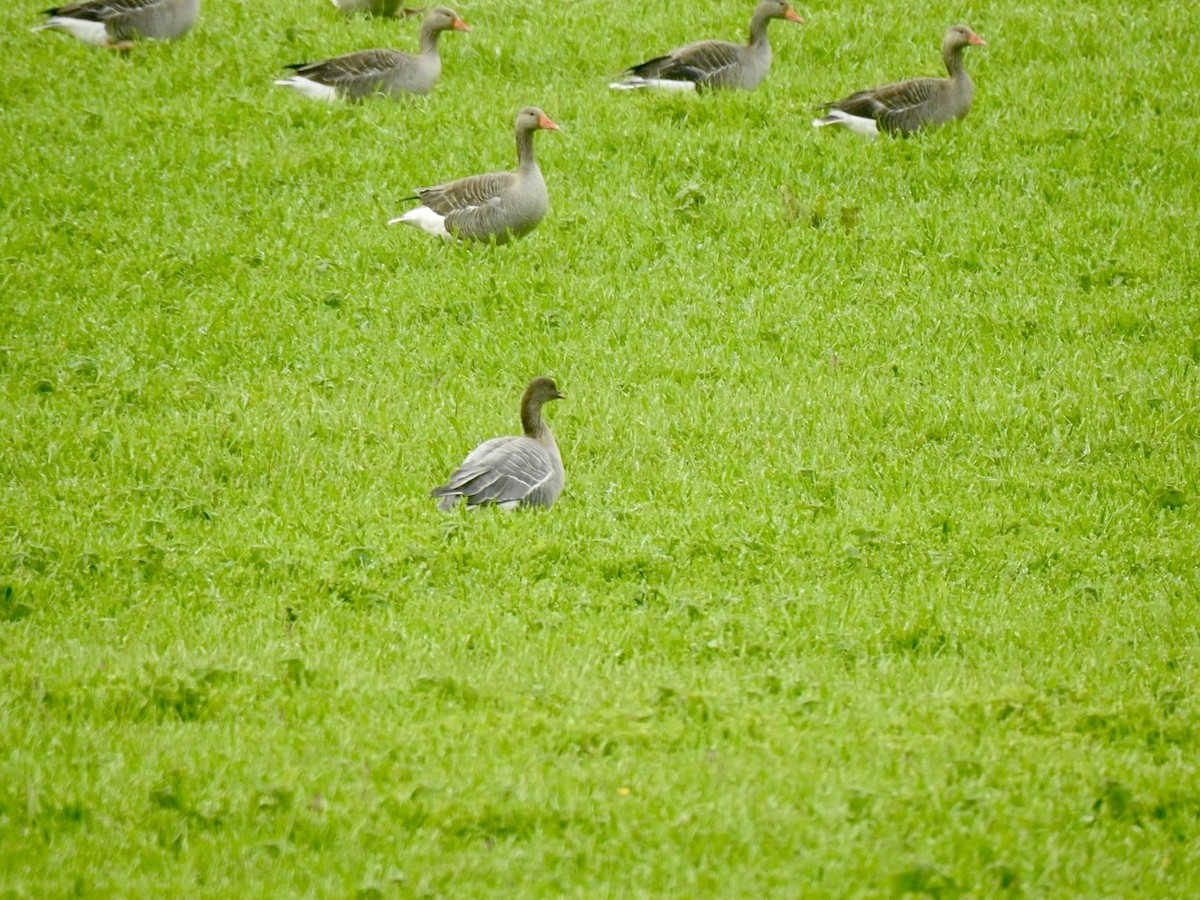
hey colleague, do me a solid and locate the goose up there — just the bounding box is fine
[432,377,567,511]
[389,107,559,244]
[330,0,425,17]
[275,6,468,102]
[812,25,986,137]
[610,0,803,92]
[32,0,199,49]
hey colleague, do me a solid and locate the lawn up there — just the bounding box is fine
[2,0,1199,895]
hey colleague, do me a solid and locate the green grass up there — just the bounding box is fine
[3,0,1199,894]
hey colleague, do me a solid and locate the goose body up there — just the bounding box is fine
[33,0,199,48]
[276,7,468,102]
[813,26,985,136]
[433,377,567,511]
[610,0,802,92]
[390,107,559,244]
[330,0,424,17]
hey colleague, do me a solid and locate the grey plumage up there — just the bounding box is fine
[278,7,468,101]
[433,377,567,511]
[813,25,986,135]
[390,107,560,244]
[34,0,199,47]
[610,0,803,91]
[330,0,425,18]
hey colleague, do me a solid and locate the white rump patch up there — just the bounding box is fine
[609,77,697,92]
[388,206,451,239]
[812,110,879,138]
[34,17,111,47]
[274,76,340,103]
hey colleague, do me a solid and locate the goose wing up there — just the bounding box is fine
[288,49,410,86]
[432,436,557,509]
[413,171,515,215]
[46,0,168,22]
[628,40,742,87]
[825,77,944,132]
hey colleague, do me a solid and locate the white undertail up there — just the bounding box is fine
[812,110,880,138]
[32,18,111,47]
[609,77,698,92]
[274,77,341,103]
[388,206,451,239]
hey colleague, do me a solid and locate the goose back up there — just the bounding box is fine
[433,377,566,511]
[433,434,564,510]
[285,48,440,100]
[38,0,199,44]
[332,0,424,17]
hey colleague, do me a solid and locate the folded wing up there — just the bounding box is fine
[432,437,558,510]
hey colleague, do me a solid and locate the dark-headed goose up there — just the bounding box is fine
[432,377,567,511]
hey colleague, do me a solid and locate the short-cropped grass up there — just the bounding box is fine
[2,0,1198,894]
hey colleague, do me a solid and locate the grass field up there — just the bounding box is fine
[3,0,1199,894]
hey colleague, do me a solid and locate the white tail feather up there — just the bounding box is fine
[609,77,697,92]
[812,110,879,138]
[389,206,451,239]
[33,17,111,47]
[274,76,340,103]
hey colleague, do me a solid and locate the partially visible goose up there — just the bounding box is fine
[33,0,199,49]
[275,6,469,102]
[390,107,560,244]
[813,25,986,137]
[330,0,425,17]
[610,0,803,92]
[432,377,567,511]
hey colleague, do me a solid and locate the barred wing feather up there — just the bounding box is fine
[432,437,558,510]
[415,172,515,216]
[630,41,743,87]
[290,49,410,85]
[47,0,166,22]
[823,77,951,134]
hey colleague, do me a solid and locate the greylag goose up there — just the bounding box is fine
[33,0,199,49]
[432,377,567,511]
[330,0,425,17]
[275,6,468,102]
[609,0,803,92]
[812,25,986,137]
[389,107,559,244]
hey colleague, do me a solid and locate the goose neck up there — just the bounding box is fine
[748,10,773,47]
[515,125,539,171]
[521,400,547,438]
[943,42,968,79]
[419,23,444,55]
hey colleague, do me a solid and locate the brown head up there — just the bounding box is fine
[520,377,566,435]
